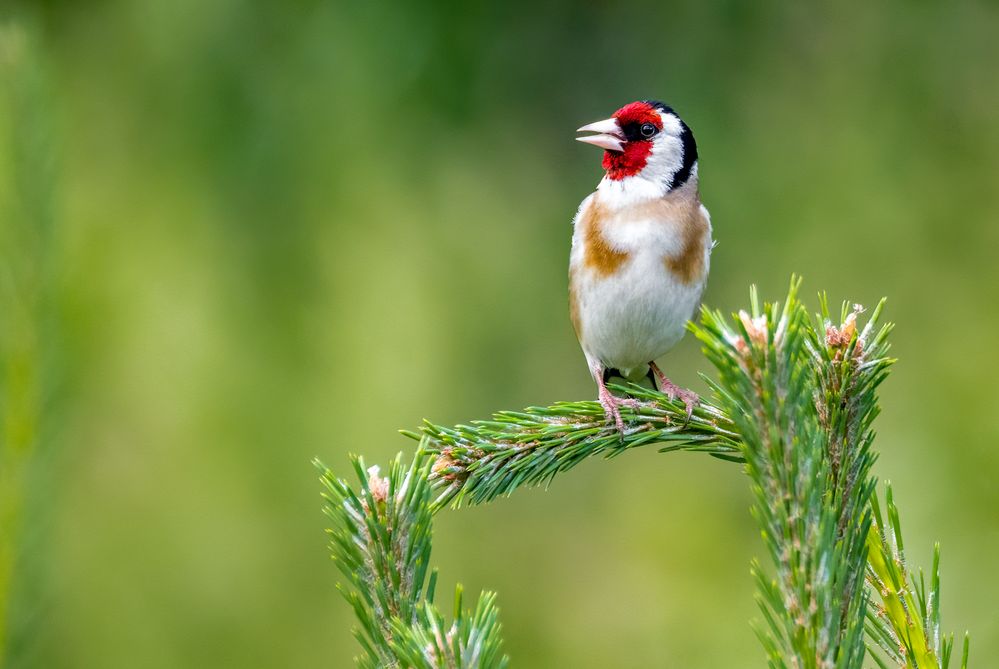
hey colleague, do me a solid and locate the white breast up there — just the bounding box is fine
[569,187,711,378]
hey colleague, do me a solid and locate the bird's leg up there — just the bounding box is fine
[602,366,646,410]
[592,362,626,432]
[649,361,699,420]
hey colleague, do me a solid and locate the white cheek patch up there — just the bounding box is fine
[644,135,685,188]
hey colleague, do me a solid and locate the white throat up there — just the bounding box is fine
[596,163,699,210]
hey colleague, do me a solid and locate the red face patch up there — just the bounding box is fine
[602,101,662,180]
[602,141,653,180]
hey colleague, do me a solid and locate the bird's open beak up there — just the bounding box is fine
[576,118,625,152]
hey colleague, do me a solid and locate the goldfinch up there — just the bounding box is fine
[570,100,712,431]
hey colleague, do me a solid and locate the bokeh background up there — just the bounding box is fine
[1,1,997,667]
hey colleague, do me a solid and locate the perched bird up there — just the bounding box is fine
[570,100,712,431]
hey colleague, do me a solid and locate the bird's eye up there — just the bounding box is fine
[640,123,657,138]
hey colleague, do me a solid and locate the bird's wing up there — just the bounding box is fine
[567,193,596,342]
[690,203,713,321]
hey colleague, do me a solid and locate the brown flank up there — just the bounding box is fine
[568,266,582,340]
[663,201,707,284]
[581,200,629,277]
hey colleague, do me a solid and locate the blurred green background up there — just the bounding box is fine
[1,1,997,667]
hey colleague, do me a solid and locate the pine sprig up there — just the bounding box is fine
[317,450,508,668]
[413,387,741,508]
[806,296,891,666]
[386,587,509,669]
[865,485,969,669]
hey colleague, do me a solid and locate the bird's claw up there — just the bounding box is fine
[677,388,699,423]
[650,365,699,424]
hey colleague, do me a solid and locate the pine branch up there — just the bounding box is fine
[321,279,971,668]
[317,451,508,668]
[412,386,741,509]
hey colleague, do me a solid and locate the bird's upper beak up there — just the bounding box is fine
[576,118,625,152]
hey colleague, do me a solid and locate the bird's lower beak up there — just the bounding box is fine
[576,118,625,152]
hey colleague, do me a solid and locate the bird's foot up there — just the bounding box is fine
[649,363,699,421]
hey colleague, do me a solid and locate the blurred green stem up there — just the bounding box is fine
[0,22,57,663]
